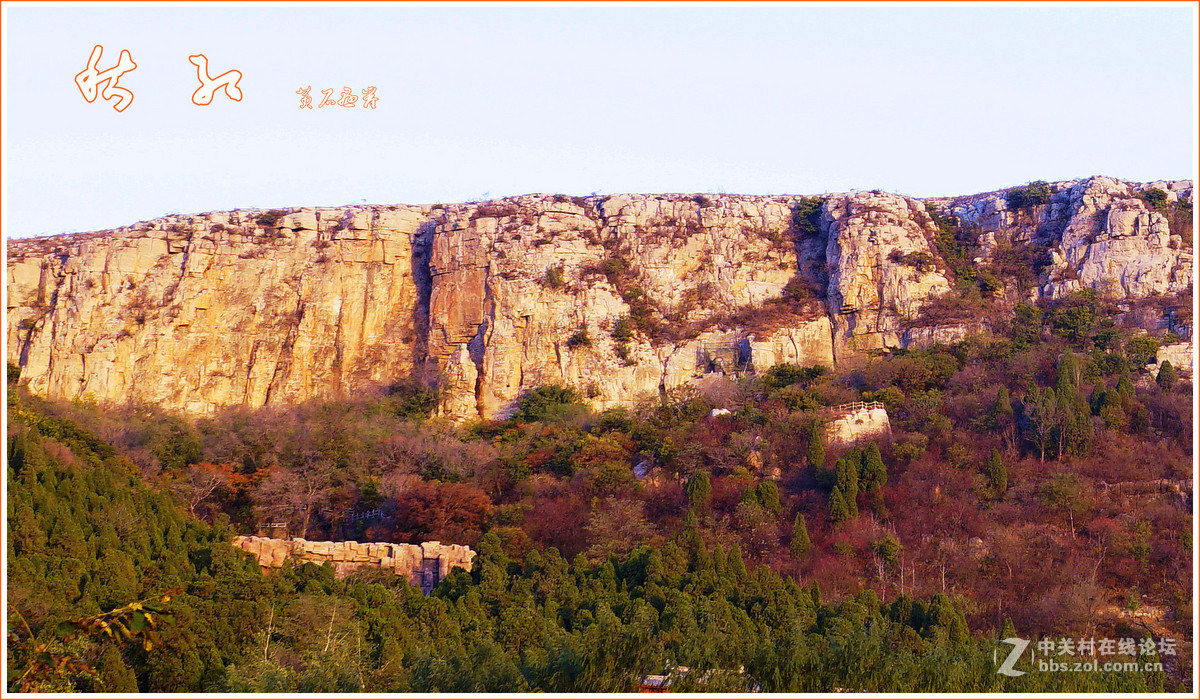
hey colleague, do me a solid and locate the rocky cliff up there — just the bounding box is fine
[6,177,1192,420]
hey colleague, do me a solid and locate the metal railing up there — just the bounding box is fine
[824,401,885,414]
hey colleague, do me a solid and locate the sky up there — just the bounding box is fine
[2,3,1196,238]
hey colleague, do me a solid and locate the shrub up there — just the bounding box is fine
[1166,196,1193,247]
[385,377,439,420]
[514,385,585,423]
[611,316,637,343]
[1006,181,1051,209]
[793,197,824,238]
[927,208,981,283]
[977,270,1003,293]
[778,387,822,412]
[614,343,634,367]
[256,209,288,228]
[762,363,826,389]
[1138,188,1169,211]
[1127,336,1160,368]
[888,250,935,272]
[541,265,566,290]
[566,329,591,349]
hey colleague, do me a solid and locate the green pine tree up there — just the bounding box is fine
[1156,360,1178,391]
[861,443,887,491]
[985,449,1008,496]
[829,486,850,525]
[835,459,859,517]
[1115,369,1135,400]
[790,514,811,560]
[756,481,781,515]
[806,422,825,468]
[685,471,712,512]
[1056,351,1081,393]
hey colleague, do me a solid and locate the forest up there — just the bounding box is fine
[5,284,1192,692]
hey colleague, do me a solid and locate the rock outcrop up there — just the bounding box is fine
[940,177,1192,300]
[821,402,893,448]
[823,192,952,354]
[1150,341,1193,377]
[230,536,474,593]
[7,177,1192,420]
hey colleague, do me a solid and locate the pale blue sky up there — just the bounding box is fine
[3,3,1196,238]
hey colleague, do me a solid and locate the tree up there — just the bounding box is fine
[170,462,234,519]
[1049,351,1094,459]
[252,464,333,539]
[806,422,825,468]
[1039,474,1090,537]
[1126,336,1160,368]
[755,481,781,515]
[861,443,887,492]
[685,471,712,512]
[1055,351,1082,394]
[828,487,850,525]
[513,385,585,423]
[990,386,1015,448]
[583,497,655,563]
[1097,390,1127,431]
[1115,369,1136,400]
[1023,385,1061,462]
[382,480,494,545]
[871,535,901,584]
[984,449,1007,497]
[834,458,859,518]
[1156,360,1178,391]
[790,514,811,560]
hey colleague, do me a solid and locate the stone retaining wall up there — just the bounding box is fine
[231,536,475,593]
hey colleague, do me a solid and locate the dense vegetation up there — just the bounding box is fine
[6,282,1192,692]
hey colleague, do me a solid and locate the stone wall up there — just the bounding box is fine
[231,536,475,593]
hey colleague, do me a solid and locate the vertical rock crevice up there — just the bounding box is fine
[410,219,437,381]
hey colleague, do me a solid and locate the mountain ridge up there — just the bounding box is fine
[7,175,1192,419]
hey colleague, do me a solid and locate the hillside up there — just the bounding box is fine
[5,381,1182,692]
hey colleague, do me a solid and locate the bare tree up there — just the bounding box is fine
[170,462,232,518]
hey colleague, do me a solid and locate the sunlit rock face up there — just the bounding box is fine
[8,177,1191,420]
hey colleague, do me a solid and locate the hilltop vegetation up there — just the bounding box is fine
[6,283,1192,692]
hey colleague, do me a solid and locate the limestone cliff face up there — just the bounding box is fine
[823,192,952,354]
[7,207,432,413]
[6,177,1192,420]
[939,176,1193,300]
